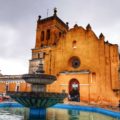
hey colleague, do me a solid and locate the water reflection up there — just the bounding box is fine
[29,108,46,120]
[0,107,119,120]
[68,110,80,120]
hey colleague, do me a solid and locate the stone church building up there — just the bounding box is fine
[0,9,120,106]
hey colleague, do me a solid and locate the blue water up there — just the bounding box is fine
[0,103,119,120]
[0,107,119,120]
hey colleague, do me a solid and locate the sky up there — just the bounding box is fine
[0,0,120,75]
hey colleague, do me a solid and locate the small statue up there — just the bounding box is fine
[54,7,57,16]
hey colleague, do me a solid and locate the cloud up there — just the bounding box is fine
[0,24,30,74]
[0,58,29,75]
[0,25,19,57]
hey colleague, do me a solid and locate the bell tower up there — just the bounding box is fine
[35,8,69,48]
[29,8,69,74]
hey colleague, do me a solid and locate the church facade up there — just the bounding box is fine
[0,9,120,106]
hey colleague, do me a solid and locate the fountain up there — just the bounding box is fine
[7,61,67,119]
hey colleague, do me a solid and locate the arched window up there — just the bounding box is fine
[46,29,50,40]
[59,32,61,37]
[72,40,77,48]
[41,43,43,47]
[41,31,44,41]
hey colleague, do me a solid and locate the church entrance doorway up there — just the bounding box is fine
[68,79,80,102]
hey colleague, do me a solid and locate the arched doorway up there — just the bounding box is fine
[68,79,80,102]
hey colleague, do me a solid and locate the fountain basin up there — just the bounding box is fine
[8,92,67,108]
[22,74,56,85]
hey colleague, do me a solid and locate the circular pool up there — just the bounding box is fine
[0,102,119,120]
